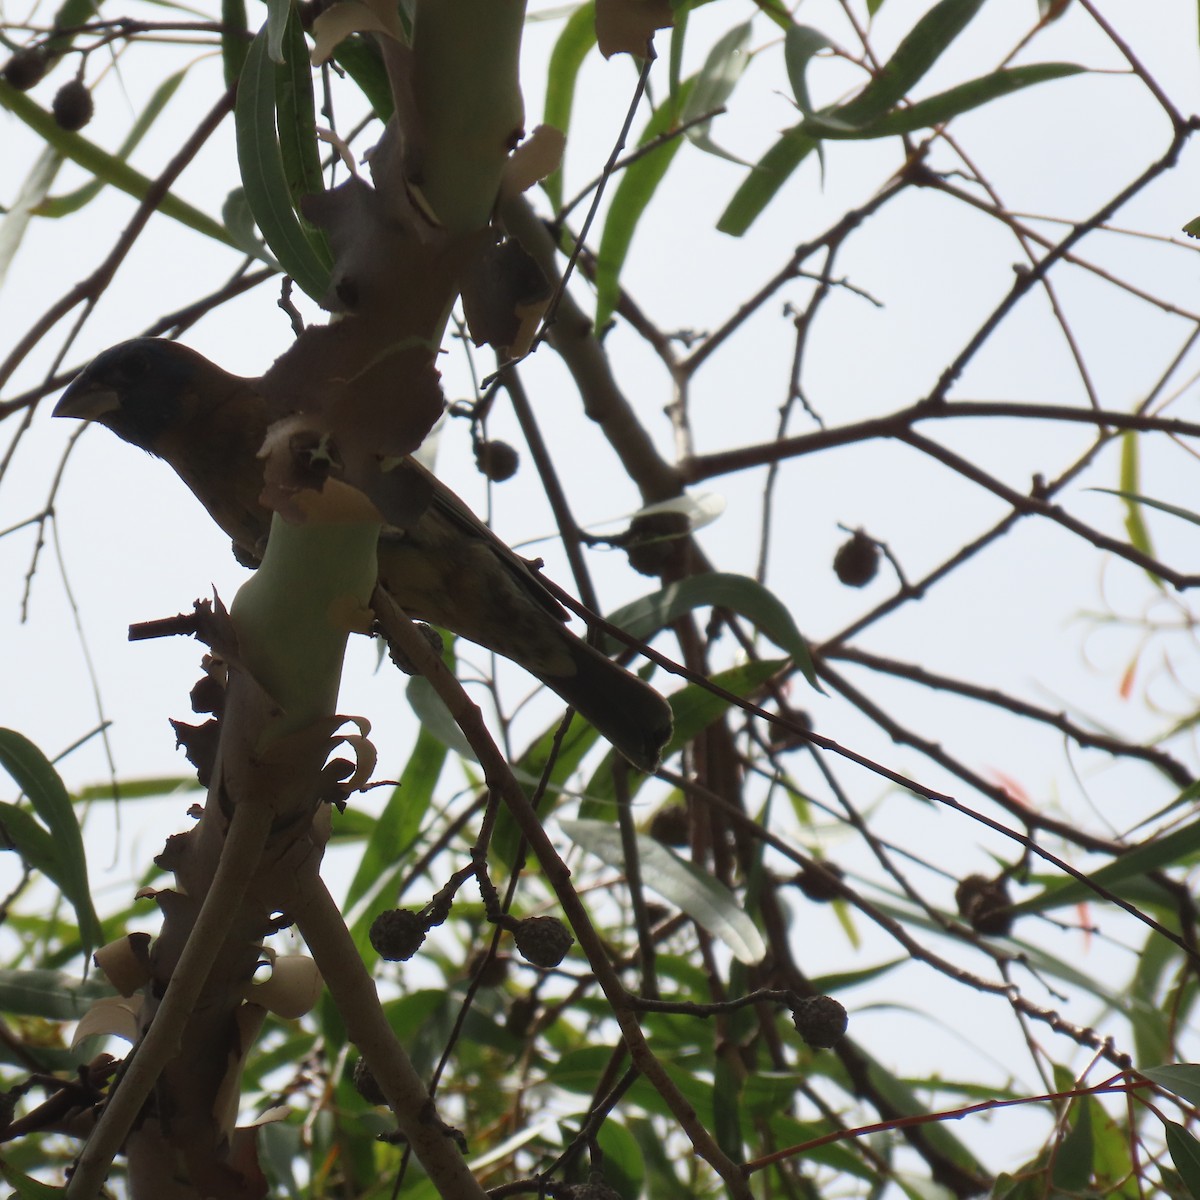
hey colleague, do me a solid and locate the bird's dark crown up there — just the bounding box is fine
[74,338,205,449]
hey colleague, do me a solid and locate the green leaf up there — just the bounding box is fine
[606,571,819,689]
[265,0,293,63]
[713,1054,744,1164]
[333,36,394,120]
[234,27,333,301]
[0,1162,65,1199]
[0,147,62,286]
[595,80,693,330]
[0,81,237,249]
[222,186,280,264]
[1095,486,1200,530]
[1165,1121,1200,1199]
[835,0,986,126]
[717,124,818,236]
[345,724,444,911]
[1144,1064,1200,1108]
[542,1,595,210]
[1012,816,1200,915]
[805,63,1085,138]
[1051,1095,1095,1191]
[1117,432,1162,587]
[0,799,61,881]
[0,968,113,1021]
[222,0,250,86]
[784,24,835,117]
[596,1120,645,1200]
[0,729,102,953]
[560,817,767,963]
[275,5,326,207]
[681,21,753,164]
[405,675,478,760]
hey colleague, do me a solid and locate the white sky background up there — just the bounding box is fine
[3,0,1200,1189]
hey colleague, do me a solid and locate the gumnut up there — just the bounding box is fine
[52,79,93,131]
[474,439,520,482]
[792,860,845,903]
[791,994,848,1048]
[2,47,49,91]
[955,873,1014,937]
[833,529,879,587]
[513,915,573,968]
[369,908,427,962]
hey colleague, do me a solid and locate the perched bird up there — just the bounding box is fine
[54,338,673,770]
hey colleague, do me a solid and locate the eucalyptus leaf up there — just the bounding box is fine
[606,572,818,688]
[560,817,767,963]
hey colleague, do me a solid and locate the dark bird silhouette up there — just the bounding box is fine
[54,338,672,770]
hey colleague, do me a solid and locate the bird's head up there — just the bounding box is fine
[53,338,209,453]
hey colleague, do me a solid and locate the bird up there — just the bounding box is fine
[54,338,673,771]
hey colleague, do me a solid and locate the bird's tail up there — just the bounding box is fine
[538,636,673,773]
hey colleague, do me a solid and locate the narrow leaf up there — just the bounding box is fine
[0,730,102,952]
[681,21,752,163]
[333,36,394,120]
[234,27,332,300]
[275,6,327,207]
[718,124,817,237]
[0,968,113,1021]
[606,572,818,688]
[1051,1096,1094,1191]
[0,799,62,882]
[1144,1064,1200,1108]
[560,817,767,963]
[345,724,445,910]
[784,24,835,117]
[542,2,596,210]
[222,0,250,86]
[1095,486,1200,530]
[1165,1121,1200,1199]
[595,80,693,330]
[835,0,986,126]
[265,0,292,63]
[806,63,1084,138]
[1012,816,1200,915]
[0,148,62,288]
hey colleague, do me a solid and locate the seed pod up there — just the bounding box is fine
[792,860,845,903]
[52,79,94,132]
[833,529,879,587]
[648,804,690,847]
[2,47,49,91]
[791,994,848,1049]
[513,915,573,968]
[955,873,1014,937]
[624,510,691,578]
[369,908,427,961]
[474,439,519,482]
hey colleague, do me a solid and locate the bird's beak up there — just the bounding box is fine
[52,374,120,422]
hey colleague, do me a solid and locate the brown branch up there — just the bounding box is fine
[822,643,1194,789]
